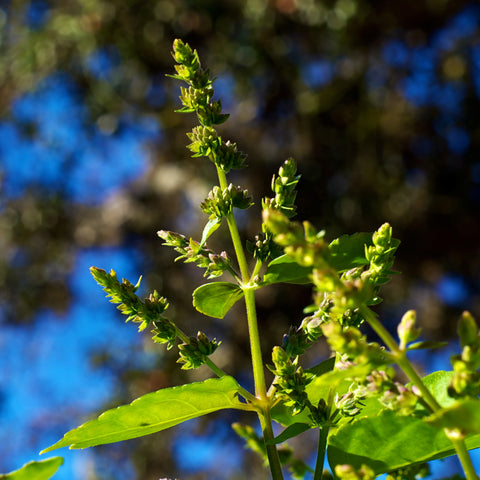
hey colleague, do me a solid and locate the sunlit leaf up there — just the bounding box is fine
[200,217,222,247]
[263,255,313,285]
[193,282,244,318]
[417,370,456,408]
[327,410,480,475]
[0,457,63,480]
[328,232,372,272]
[41,377,243,452]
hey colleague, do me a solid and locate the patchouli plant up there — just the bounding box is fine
[5,39,480,480]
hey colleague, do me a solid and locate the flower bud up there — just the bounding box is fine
[458,311,478,348]
[397,310,421,349]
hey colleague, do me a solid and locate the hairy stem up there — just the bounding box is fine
[360,305,479,480]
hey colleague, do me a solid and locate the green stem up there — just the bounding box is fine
[449,436,480,480]
[216,166,284,480]
[359,306,440,411]
[313,426,329,480]
[260,405,286,480]
[360,305,479,480]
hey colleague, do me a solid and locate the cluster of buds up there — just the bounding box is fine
[448,311,480,398]
[321,321,384,367]
[248,159,301,261]
[281,325,311,357]
[90,266,178,349]
[269,346,313,415]
[171,39,210,90]
[172,39,247,172]
[200,184,253,219]
[90,267,169,331]
[262,157,301,219]
[187,127,246,172]
[335,464,375,480]
[362,223,399,291]
[354,368,419,416]
[262,208,329,268]
[334,385,367,417]
[158,230,233,278]
[247,231,274,261]
[171,39,228,126]
[380,382,419,416]
[177,331,220,370]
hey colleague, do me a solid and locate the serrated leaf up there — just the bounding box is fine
[329,232,372,272]
[263,255,313,285]
[193,282,244,319]
[41,377,243,452]
[425,398,480,433]
[200,218,222,247]
[266,423,312,445]
[1,457,63,480]
[327,410,480,475]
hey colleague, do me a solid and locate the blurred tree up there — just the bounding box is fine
[1,0,480,478]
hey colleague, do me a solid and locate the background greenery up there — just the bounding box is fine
[1,1,480,478]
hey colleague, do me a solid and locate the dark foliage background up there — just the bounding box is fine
[1,1,480,478]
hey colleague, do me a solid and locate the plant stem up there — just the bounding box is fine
[314,426,329,480]
[359,306,441,412]
[360,305,479,480]
[449,436,480,480]
[216,166,284,480]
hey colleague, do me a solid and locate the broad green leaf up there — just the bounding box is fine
[1,457,63,480]
[328,232,372,272]
[199,217,221,247]
[193,282,244,319]
[425,398,480,434]
[327,410,480,475]
[263,255,313,285]
[266,423,312,445]
[42,377,243,452]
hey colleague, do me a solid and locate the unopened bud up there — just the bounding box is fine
[398,310,421,349]
[458,311,478,348]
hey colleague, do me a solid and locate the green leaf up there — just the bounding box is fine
[416,370,456,409]
[407,340,448,351]
[329,232,372,272]
[200,217,222,247]
[327,410,480,475]
[263,255,313,285]
[266,423,312,445]
[1,457,63,480]
[41,377,243,452]
[425,398,480,434]
[193,282,244,319]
